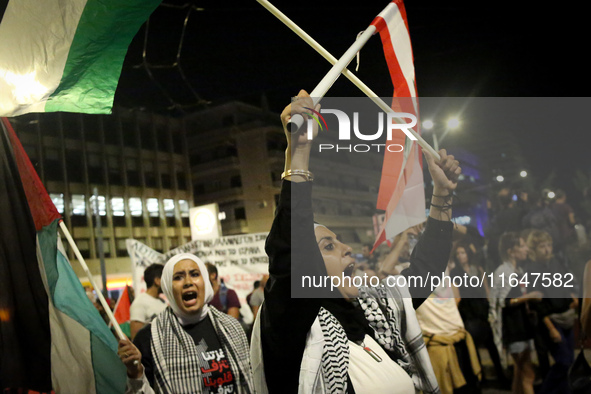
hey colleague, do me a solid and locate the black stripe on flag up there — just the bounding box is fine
[0,0,9,25]
[0,120,52,392]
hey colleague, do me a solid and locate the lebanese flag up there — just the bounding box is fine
[371,0,426,247]
[0,118,126,393]
[0,0,161,116]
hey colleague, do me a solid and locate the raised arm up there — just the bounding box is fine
[259,91,326,392]
[402,149,460,307]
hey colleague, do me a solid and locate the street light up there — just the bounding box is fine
[496,175,504,182]
[520,170,527,178]
[438,117,461,146]
[424,116,461,151]
[422,120,434,130]
[446,117,460,130]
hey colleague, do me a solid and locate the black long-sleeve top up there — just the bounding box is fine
[260,181,453,393]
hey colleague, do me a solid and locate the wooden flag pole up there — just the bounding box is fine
[60,221,140,364]
[256,0,440,160]
[59,220,126,341]
[286,25,376,132]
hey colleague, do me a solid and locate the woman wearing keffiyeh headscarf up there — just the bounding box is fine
[250,91,462,393]
[118,253,254,393]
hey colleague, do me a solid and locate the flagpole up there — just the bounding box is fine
[59,220,126,340]
[256,0,440,160]
[286,25,376,132]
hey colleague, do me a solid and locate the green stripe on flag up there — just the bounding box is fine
[45,0,161,113]
[119,321,132,339]
[38,219,126,393]
[91,333,127,394]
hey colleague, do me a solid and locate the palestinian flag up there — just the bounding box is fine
[0,0,161,116]
[0,117,126,392]
[113,285,134,339]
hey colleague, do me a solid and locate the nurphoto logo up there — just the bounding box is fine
[306,107,417,153]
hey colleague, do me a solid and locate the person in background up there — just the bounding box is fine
[582,260,591,337]
[205,262,241,319]
[486,190,528,267]
[85,285,96,303]
[522,191,560,246]
[130,264,167,340]
[525,229,577,394]
[450,243,509,387]
[416,274,482,394]
[551,189,576,251]
[246,280,260,309]
[490,232,543,394]
[249,274,268,319]
[359,243,379,271]
[377,224,423,277]
[93,295,115,326]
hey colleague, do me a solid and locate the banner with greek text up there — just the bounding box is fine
[126,233,269,324]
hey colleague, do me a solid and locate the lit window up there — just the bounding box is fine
[89,195,106,216]
[163,199,175,217]
[147,198,160,217]
[129,198,143,217]
[71,194,86,215]
[111,197,125,216]
[50,193,64,214]
[178,200,189,218]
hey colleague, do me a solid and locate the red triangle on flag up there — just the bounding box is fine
[1,118,61,231]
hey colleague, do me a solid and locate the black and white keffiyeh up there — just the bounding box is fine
[151,307,254,394]
[356,291,413,374]
[318,282,440,394]
[318,307,350,393]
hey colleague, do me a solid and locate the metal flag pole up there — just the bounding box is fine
[92,188,108,299]
[256,0,440,160]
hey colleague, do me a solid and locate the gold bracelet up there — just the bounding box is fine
[281,169,314,181]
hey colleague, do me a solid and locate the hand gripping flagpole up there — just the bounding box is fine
[59,220,139,364]
[257,0,440,160]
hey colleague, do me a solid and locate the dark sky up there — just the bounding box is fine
[116,1,589,107]
[114,0,591,204]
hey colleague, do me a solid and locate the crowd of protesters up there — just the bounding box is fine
[83,93,591,393]
[349,185,590,394]
[87,186,591,393]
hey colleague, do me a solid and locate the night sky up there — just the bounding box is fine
[114,0,590,206]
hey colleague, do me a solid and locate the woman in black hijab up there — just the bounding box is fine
[250,91,461,393]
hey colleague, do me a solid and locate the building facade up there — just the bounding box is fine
[185,101,386,250]
[10,108,193,287]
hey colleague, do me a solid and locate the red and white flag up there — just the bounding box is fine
[371,0,426,248]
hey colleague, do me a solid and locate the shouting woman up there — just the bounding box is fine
[251,91,461,393]
[118,253,254,393]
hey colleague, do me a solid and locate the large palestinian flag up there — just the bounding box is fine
[0,117,126,393]
[0,0,161,116]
